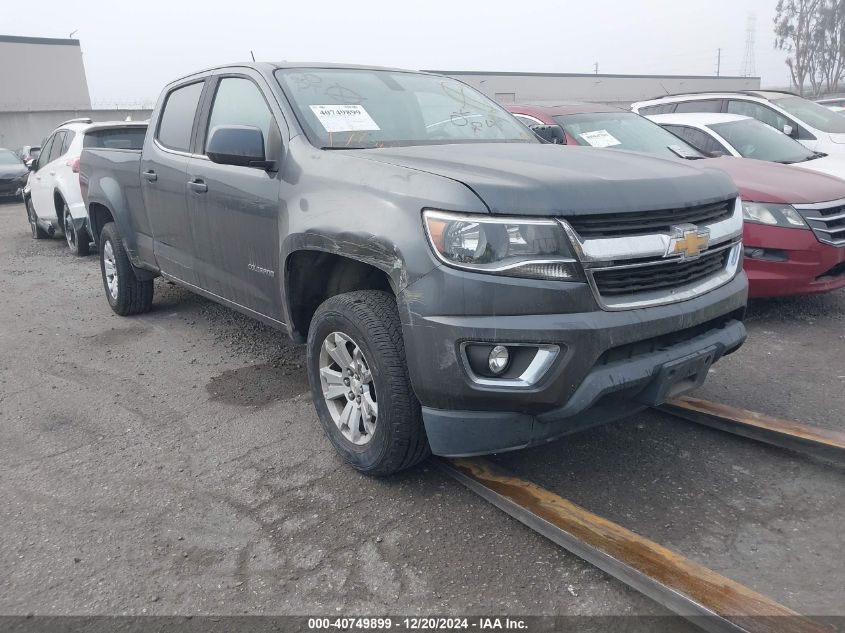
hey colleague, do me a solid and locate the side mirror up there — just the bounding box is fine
[206,125,275,170]
[783,124,795,137]
[25,159,35,170]
[531,124,566,144]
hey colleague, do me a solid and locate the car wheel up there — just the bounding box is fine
[306,290,429,476]
[63,202,89,256]
[99,222,153,316]
[26,197,48,239]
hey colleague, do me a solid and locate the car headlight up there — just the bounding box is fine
[742,202,806,228]
[423,210,582,280]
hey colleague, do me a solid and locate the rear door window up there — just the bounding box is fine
[638,104,676,115]
[675,99,724,113]
[38,134,56,169]
[157,81,204,152]
[48,132,66,162]
[84,127,147,150]
[60,131,76,154]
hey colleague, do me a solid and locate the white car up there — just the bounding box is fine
[647,112,845,181]
[24,118,147,254]
[632,91,845,157]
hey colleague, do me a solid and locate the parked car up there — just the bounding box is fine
[14,145,41,169]
[816,96,845,108]
[24,118,147,253]
[631,91,845,157]
[646,112,845,180]
[81,63,747,475]
[507,103,845,298]
[0,148,29,199]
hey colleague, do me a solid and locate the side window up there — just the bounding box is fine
[638,104,676,115]
[675,99,723,113]
[60,131,76,155]
[37,134,56,169]
[48,131,66,162]
[157,82,204,152]
[664,125,728,156]
[205,77,277,157]
[727,100,790,132]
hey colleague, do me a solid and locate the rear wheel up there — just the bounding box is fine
[99,222,153,316]
[26,197,48,239]
[306,290,429,476]
[63,202,89,256]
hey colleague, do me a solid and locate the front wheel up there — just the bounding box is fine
[306,290,429,476]
[99,222,153,316]
[63,202,89,256]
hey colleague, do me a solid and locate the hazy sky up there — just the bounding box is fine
[8,0,791,106]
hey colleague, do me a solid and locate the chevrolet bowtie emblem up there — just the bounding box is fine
[666,224,710,259]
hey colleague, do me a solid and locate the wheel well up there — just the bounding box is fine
[286,251,393,341]
[53,192,66,229]
[88,203,114,248]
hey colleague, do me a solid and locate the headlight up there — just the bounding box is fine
[742,202,806,228]
[423,210,582,280]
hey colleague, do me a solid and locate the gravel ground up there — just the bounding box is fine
[0,199,842,624]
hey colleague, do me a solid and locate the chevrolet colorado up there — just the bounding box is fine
[80,63,748,475]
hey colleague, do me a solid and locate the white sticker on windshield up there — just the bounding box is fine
[309,104,380,133]
[579,129,622,148]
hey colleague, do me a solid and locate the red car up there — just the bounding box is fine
[508,103,845,298]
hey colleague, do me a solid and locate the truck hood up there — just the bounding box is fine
[699,156,845,204]
[350,143,737,215]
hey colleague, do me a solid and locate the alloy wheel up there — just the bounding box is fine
[103,240,119,300]
[319,331,378,445]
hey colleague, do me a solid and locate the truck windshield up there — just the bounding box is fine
[708,118,817,163]
[275,68,535,149]
[554,111,705,160]
[772,95,845,133]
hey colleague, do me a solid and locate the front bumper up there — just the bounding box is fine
[0,178,26,198]
[399,267,748,456]
[744,224,845,298]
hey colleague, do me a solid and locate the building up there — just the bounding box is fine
[426,70,762,107]
[0,35,150,149]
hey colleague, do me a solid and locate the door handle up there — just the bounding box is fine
[188,178,208,193]
[142,170,158,182]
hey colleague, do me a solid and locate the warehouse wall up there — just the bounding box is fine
[428,71,762,106]
[0,36,91,111]
[0,109,153,150]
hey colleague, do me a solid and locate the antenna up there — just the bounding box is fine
[593,62,599,75]
[741,13,757,77]
[250,50,256,62]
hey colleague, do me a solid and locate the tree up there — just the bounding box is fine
[775,0,822,95]
[814,0,845,94]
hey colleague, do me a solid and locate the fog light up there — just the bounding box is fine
[488,345,510,375]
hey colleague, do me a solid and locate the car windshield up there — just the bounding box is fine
[708,118,817,163]
[772,96,845,133]
[275,68,535,149]
[0,150,21,165]
[554,112,705,159]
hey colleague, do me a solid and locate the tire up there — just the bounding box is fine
[63,201,90,256]
[25,197,48,239]
[99,222,153,316]
[306,290,429,476]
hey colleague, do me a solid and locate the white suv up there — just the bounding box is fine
[631,91,845,157]
[24,118,147,254]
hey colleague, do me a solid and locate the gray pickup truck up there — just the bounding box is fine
[80,63,748,475]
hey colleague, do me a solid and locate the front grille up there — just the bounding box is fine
[592,248,729,297]
[797,203,845,246]
[565,198,734,239]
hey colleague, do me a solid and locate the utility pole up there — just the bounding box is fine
[741,13,757,77]
[716,48,721,77]
[593,62,599,75]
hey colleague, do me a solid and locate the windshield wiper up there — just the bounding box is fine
[321,146,369,150]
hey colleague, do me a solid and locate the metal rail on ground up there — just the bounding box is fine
[438,399,844,633]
